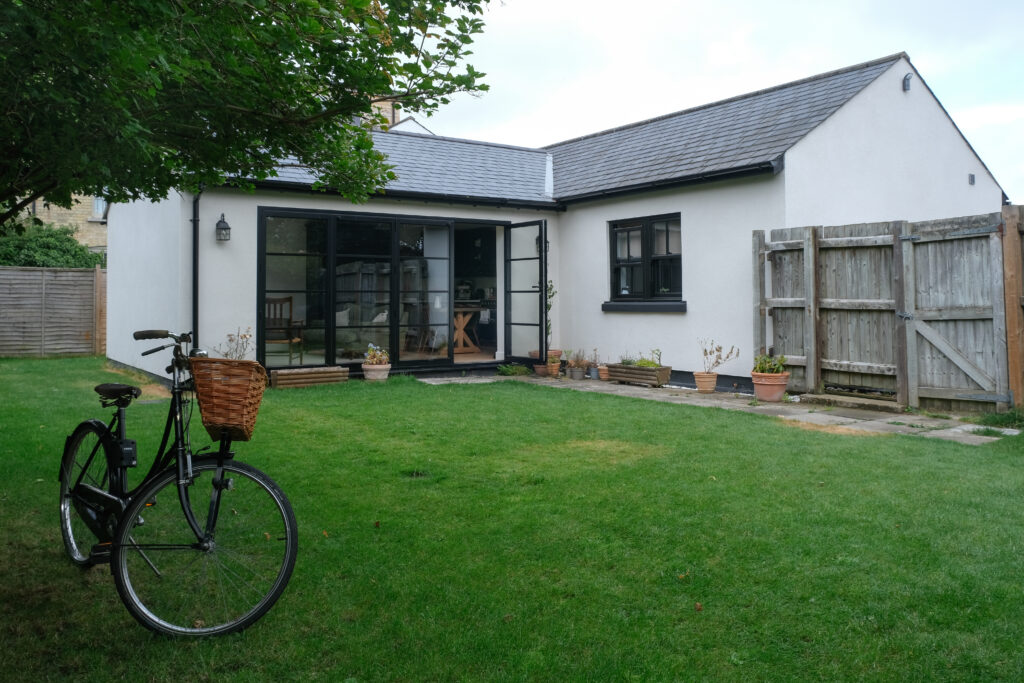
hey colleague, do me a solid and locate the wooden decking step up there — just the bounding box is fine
[270,366,349,388]
[799,393,904,414]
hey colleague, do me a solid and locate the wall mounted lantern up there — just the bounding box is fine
[215,213,231,242]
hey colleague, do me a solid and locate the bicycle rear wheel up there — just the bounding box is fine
[111,458,298,636]
[59,421,115,566]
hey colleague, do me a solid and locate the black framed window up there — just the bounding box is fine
[609,213,681,301]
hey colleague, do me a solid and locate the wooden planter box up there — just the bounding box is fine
[270,366,349,388]
[606,363,672,387]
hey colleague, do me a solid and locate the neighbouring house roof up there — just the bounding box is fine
[545,53,903,202]
[263,53,916,206]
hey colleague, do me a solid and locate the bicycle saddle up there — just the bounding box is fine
[95,383,142,407]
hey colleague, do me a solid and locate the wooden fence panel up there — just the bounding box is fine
[1004,206,1024,406]
[756,209,1015,411]
[0,266,106,356]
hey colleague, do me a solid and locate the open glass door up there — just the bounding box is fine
[504,220,546,362]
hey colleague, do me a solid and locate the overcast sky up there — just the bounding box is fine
[422,0,1024,204]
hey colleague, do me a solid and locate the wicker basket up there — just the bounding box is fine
[190,358,268,441]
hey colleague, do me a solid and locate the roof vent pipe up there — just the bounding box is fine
[902,73,913,92]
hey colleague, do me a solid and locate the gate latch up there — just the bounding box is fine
[896,311,914,320]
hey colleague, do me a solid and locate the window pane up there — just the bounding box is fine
[509,223,540,259]
[399,223,449,258]
[614,265,643,296]
[266,217,327,253]
[615,229,641,261]
[653,219,681,256]
[401,324,448,361]
[652,257,682,296]
[337,220,391,255]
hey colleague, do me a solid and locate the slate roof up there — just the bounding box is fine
[265,54,905,206]
[544,54,903,201]
[268,131,555,208]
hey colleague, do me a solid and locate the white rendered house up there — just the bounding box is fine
[108,53,1005,384]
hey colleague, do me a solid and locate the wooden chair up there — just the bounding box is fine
[265,296,304,364]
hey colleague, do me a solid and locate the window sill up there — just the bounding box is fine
[601,300,687,313]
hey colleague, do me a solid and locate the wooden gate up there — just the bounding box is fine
[753,208,1021,411]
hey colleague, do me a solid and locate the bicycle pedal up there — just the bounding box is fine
[89,542,112,564]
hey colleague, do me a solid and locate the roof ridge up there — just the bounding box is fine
[543,52,907,149]
[376,129,546,154]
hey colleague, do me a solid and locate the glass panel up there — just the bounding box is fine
[266,217,327,254]
[510,260,539,291]
[266,255,325,291]
[335,327,390,363]
[401,324,448,361]
[652,257,682,296]
[510,324,539,358]
[653,219,681,256]
[400,256,447,293]
[509,223,540,260]
[614,265,643,297]
[336,293,390,327]
[399,223,449,258]
[337,220,391,255]
[614,226,641,261]
[509,292,540,324]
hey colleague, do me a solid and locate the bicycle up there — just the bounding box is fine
[58,330,298,636]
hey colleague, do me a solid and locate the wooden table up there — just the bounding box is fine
[453,306,486,353]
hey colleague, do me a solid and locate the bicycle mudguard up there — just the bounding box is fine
[59,419,119,480]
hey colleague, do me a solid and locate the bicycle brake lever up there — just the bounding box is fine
[142,343,173,357]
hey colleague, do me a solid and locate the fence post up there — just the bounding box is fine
[1003,205,1024,407]
[891,221,909,407]
[897,221,919,408]
[752,231,767,357]
[802,226,819,393]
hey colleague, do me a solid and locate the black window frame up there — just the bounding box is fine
[603,212,686,313]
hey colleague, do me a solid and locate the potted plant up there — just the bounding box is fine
[566,349,587,379]
[694,338,739,394]
[588,349,601,380]
[362,343,391,381]
[546,348,562,377]
[751,353,789,401]
[607,349,672,387]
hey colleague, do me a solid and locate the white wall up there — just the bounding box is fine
[554,175,784,374]
[107,193,192,377]
[784,57,1004,227]
[111,187,560,374]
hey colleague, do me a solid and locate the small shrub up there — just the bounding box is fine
[496,364,530,376]
[364,343,390,365]
[753,354,787,374]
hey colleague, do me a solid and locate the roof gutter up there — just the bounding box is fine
[248,179,565,212]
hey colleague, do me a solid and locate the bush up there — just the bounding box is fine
[0,217,104,268]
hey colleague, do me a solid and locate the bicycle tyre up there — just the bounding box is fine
[111,458,298,637]
[59,420,115,566]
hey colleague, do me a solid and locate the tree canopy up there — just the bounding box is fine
[0,0,488,226]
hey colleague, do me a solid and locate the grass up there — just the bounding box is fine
[2,356,1024,681]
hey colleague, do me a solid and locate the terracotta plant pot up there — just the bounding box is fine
[751,371,790,402]
[598,365,609,381]
[533,363,549,376]
[693,371,718,394]
[362,363,391,382]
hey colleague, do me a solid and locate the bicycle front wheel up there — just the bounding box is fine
[111,458,298,636]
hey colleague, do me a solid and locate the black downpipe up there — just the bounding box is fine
[191,193,201,347]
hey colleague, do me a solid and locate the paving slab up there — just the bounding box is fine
[418,375,1011,445]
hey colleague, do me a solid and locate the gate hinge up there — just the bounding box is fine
[899,235,920,242]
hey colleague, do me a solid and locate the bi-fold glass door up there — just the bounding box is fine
[260,210,452,369]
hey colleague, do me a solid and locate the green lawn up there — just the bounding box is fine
[1,356,1023,681]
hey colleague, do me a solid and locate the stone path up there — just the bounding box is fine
[418,375,1019,446]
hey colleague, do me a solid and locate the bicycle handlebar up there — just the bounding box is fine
[134,330,170,340]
